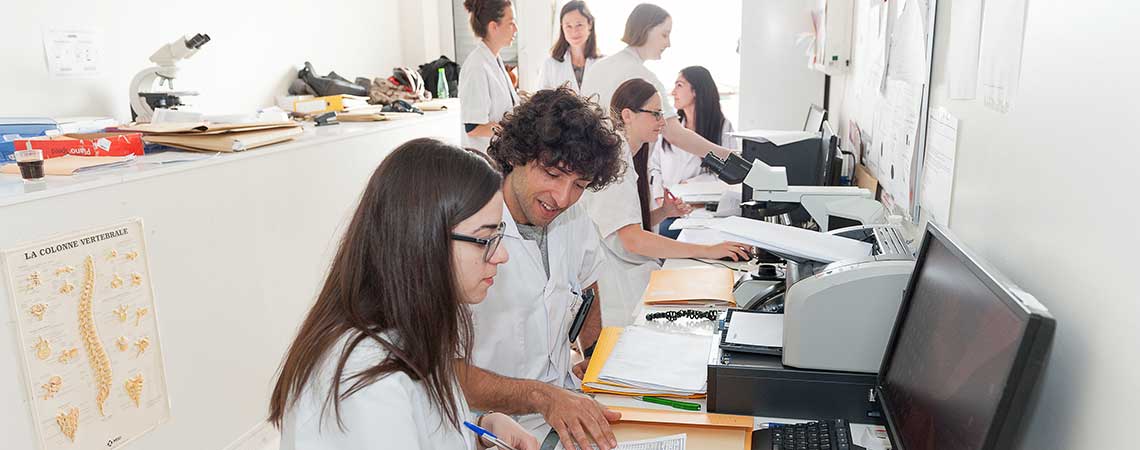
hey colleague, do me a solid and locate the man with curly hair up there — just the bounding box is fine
[461,87,625,450]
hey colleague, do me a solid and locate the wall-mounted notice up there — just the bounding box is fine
[920,107,960,225]
[4,219,170,450]
[42,28,103,79]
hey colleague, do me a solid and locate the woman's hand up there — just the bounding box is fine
[659,190,693,218]
[699,241,752,261]
[479,412,540,450]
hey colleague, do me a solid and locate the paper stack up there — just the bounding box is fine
[708,216,872,263]
[119,121,303,153]
[583,326,712,398]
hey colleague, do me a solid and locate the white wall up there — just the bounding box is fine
[922,1,1139,447]
[739,0,823,130]
[820,0,1140,448]
[0,0,407,121]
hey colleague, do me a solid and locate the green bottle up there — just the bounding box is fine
[436,67,450,99]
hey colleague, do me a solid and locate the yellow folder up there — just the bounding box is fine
[642,268,737,307]
[581,327,704,399]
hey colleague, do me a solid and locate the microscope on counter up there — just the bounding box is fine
[128,33,211,122]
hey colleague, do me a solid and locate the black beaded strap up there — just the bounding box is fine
[645,309,719,322]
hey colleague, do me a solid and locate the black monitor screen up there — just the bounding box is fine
[878,228,1041,450]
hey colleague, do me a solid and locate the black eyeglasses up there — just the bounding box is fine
[636,108,665,120]
[450,222,505,262]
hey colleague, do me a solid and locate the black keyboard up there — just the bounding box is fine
[760,419,854,450]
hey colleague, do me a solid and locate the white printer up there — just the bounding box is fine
[780,225,915,373]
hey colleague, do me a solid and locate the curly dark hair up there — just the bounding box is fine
[488,86,624,190]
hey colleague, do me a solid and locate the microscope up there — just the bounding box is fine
[701,151,883,231]
[128,33,211,122]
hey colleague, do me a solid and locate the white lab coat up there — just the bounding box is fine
[470,201,607,438]
[649,118,737,200]
[583,140,662,326]
[538,54,596,93]
[280,331,477,450]
[460,40,519,152]
[579,46,677,119]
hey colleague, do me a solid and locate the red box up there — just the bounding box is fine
[13,132,145,159]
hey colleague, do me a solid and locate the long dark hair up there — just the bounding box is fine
[610,78,660,231]
[268,138,502,431]
[464,0,512,39]
[551,1,599,62]
[675,66,726,146]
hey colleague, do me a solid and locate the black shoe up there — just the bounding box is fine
[299,61,368,97]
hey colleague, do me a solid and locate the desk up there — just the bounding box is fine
[0,108,461,450]
[592,247,889,450]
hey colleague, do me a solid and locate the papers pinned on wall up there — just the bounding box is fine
[979,0,1030,112]
[919,107,959,225]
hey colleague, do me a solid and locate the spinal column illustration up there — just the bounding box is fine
[78,256,113,416]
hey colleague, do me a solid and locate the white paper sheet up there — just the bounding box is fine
[730,129,818,146]
[919,107,959,225]
[42,29,103,79]
[979,0,1029,112]
[947,0,983,99]
[665,180,732,199]
[724,312,784,348]
[708,216,872,263]
[599,327,712,395]
[556,433,687,450]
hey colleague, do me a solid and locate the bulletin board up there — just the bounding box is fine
[845,0,937,218]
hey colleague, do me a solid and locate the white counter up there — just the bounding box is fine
[0,108,461,450]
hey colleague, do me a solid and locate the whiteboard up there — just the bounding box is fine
[845,0,937,218]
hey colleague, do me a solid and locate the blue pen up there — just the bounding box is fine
[464,420,520,450]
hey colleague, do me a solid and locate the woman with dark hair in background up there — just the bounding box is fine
[539,1,599,93]
[584,79,751,326]
[650,66,738,237]
[580,3,734,163]
[269,138,537,450]
[459,0,519,152]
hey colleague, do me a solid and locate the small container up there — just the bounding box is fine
[436,67,450,99]
[14,148,45,181]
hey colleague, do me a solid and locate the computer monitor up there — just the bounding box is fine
[876,224,1055,450]
[804,104,827,132]
[821,121,841,186]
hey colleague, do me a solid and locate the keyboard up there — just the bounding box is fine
[759,419,854,450]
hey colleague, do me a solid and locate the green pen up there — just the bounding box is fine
[636,396,701,411]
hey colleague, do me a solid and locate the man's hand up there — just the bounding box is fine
[572,359,590,380]
[533,385,622,450]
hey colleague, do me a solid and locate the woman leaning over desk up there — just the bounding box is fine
[584,79,751,326]
[538,1,599,92]
[579,3,734,162]
[650,66,738,238]
[269,139,537,450]
[459,0,520,152]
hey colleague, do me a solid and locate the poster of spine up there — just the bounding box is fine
[4,219,170,450]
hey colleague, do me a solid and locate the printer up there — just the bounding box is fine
[707,223,916,422]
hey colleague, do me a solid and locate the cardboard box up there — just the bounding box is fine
[13,132,145,159]
[0,117,58,162]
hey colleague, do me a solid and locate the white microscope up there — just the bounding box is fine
[702,151,884,231]
[128,33,211,122]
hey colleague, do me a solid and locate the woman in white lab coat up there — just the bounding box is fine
[650,66,738,237]
[538,1,599,92]
[459,0,519,152]
[269,139,537,450]
[579,3,734,163]
[584,79,751,326]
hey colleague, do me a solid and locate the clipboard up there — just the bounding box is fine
[608,406,754,450]
[718,309,784,356]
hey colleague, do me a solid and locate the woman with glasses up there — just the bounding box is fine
[269,138,537,450]
[580,3,734,163]
[583,79,751,326]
